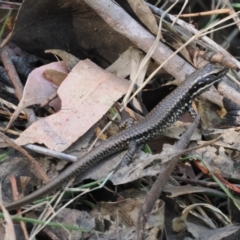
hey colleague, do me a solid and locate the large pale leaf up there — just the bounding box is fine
[15,59,130,152]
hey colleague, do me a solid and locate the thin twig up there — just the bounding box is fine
[136,115,200,239]
[9,176,29,239]
[1,46,36,125]
[0,132,49,183]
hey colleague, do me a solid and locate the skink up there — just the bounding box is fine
[5,63,228,210]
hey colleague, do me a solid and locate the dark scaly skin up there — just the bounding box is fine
[5,64,228,210]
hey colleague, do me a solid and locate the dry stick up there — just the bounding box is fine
[84,0,195,82]
[84,0,224,151]
[148,4,240,107]
[177,9,230,17]
[9,176,29,239]
[8,176,19,205]
[136,115,200,239]
[173,176,240,189]
[148,3,240,69]
[84,0,240,109]
[0,132,49,183]
[1,46,36,125]
[150,3,240,97]
[222,0,240,30]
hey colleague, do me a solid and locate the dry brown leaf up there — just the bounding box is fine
[186,222,240,240]
[95,197,164,233]
[42,69,67,86]
[15,59,130,152]
[106,47,134,78]
[45,49,80,70]
[194,144,238,180]
[163,121,201,140]
[128,0,158,35]
[44,208,91,239]
[6,61,68,130]
[173,203,231,233]
[107,47,144,78]
[0,201,16,240]
[213,128,240,151]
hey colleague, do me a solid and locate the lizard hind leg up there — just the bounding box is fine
[118,140,138,169]
[119,117,135,130]
[187,105,198,119]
